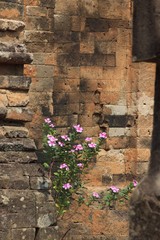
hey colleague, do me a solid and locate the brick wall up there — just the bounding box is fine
[0,0,156,239]
[0,1,58,240]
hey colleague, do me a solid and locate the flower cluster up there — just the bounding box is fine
[103,180,138,208]
[43,118,107,215]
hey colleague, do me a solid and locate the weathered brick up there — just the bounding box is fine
[30,177,51,190]
[6,107,33,122]
[107,137,137,149]
[0,2,23,20]
[0,102,7,118]
[80,66,103,80]
[26,6,47,17]
[137,137,151,149]
[53,77,79,92]
[54,14,72,31]
[3,126,29,138]
[85,18,131,32]
[7,91,29,107]
[54,0,79,15]
[0,52,33,64]
[80,0,99,17]
[80,32,95,54]
[24,31,53,43]
[99,0,131,20]
[104,115,135,128]
[0,152,37,163]
[39,0,55,8]
[0,19,25,31]
[0,76,31,90]
[0,138,36,151]
[26,16,50,31]
[11,228,36,240]
[30,77,54,92]
[71,16,82,32]
[35,227,59,240]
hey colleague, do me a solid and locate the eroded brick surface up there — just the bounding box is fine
[0,0,155,239]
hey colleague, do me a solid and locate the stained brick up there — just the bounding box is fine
[26,6,47,17]
[6,107,33,122]
[85,18,131,32]
[104,115,135,128]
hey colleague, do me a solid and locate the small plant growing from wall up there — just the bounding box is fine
[42,118,138,215]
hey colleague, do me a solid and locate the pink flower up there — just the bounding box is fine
[49,123,55,128]
[133,180,138,187]
[88,142,97,148]
[92,192,100,198]
[77,163,84,168]
[73,124,83,133]
[70,149,75,153]
[47,135,57,147]
[110,186,119,193]
[61,135,70,141]
[58,141,64,147]
[47,135,58,141]
[85,137,92,142]
[45,118,51,124]
[60,163,69,171]
[99,132,107,139]
[74,144,83,151]
[48,140,56,147]
[63,183,72,190]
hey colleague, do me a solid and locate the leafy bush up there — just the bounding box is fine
[43,118,107,215]
[42,118,138,215]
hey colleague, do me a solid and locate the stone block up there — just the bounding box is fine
[107,137,137,149]
[26,16,50,31]
[0,138,36,151]
[6,107,33,122]
[0,76,31,90]
[30,77,54,92]
[0,19,25,31]
[0,2,23,20]
[80,53,116,67]
[3,126,29,138]
[39,0,55,8]
[136,162,149,175]
[109,128,125,137]
[31,53,56,65]
[0,230,11,240]
[35,226,59,240]
[80,0,99,17]
[99,0,131,20]
[0,175,30,190]
[85,18,130,32]
[30,177,51,190]
[0,52,33,64]
[137,137,151,149]
[0,151,37,163]
[0,102,7,118]
[0,190,36,228]
[25,31,53,43]
[71,16,82,32]
[54,0,79,15]
[26,6,47,17]
[11,228,36,240]
[37,211,56,228]
[104,115,135,128]
[7,92,29,107]
[54,14,71,31]
[22,164,46,177]
[53,77,79,92]
[104,105,127,115]
[35,65,53,78]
